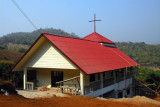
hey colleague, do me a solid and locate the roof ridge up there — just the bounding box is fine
[83,32,115,44]
[94,32,105,42]
[41,32,104,43]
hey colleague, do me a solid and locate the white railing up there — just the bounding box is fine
[26,82,35,90]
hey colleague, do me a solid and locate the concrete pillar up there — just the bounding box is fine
[123,90,126,98]
[113,71,116,83]
[124,68,126,80]
[23,68,27,89]
[130,87,133,97]
[115,90,118,99]
[100,73,103,88]
[80,71,84,95]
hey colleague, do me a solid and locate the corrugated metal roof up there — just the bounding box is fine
[43,33,139,74]
[83,32,115,44]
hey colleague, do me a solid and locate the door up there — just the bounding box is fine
[51,71,63,87]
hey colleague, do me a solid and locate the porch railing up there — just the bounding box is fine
[116,76,124,83]
[56,76,80,95]
[84,80,102,94]
[126,72,133,79]
[103,77,114,88]
[26,82,35,90]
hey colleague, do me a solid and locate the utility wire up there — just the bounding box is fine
[11,0,38,30]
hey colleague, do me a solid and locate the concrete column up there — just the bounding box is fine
[130,87,133,97]
[23,68,27,89]
[80,71,84,95]
[124,68,126,80]
[123,90,126,98]
[100,73,103,88]
[113,71,116,83]
[115,90,118,99]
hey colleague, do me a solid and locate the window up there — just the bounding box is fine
[102,43,116,48]
[90,74,95,82]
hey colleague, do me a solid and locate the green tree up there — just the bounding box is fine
[0,60,14,80]
[18,48,27,53]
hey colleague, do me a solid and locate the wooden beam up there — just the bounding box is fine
[56,76,80,84]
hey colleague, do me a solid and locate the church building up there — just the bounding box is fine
[12,31,139,98]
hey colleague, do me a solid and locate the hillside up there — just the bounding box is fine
[0,28,159,68]
[0,49,23,63]
[116,42,160,68]
[0,28,78,47]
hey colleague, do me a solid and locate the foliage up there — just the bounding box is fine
[18,48,27,53]
[116,42,160,68]
[0,49,23,63]
[7,43,29,52]
[0,28,78,47]
[0,60,23,88]
[0,60,14,80]
[11,71,23,88]
[135,66,160,93]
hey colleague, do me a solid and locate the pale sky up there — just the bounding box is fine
[0,0,160,44]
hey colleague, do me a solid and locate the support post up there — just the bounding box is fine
[130,86,133,97]
[80,71,84,95]
[23,68,27,89]
[113,71,116,83]
[124,68,126,80]
[100,73,103,88]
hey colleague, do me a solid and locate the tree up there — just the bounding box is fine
[135,67,160,94]
[0,60,14,80]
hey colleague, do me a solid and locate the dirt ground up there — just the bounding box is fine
[0,94,160,107]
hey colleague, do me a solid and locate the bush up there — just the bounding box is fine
[0,80,17,95]
[0,60,23,88]
[0,60,14,80]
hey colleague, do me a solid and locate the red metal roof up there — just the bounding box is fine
[83,32,115,44]
[43,33,139,74]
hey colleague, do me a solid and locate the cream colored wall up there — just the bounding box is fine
[25,37,77,69]
[36,68,80,88]
[13,37,45,71]
[13,36,77,71]
[63,69,80,88]
[84,74,89,86]
[36,68,51,88]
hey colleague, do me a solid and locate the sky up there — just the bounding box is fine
[0,0,160,44]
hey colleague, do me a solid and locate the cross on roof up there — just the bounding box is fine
[89,14,101,32]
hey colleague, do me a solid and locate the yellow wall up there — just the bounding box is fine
[36,68,51,88]
[13,36,77,71]
[36,68,80,88]
[63,69,80,88]
[25,37,77,69]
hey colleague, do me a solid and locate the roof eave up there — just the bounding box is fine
[11,33,44,71]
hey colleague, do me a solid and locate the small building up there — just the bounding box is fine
[12,32,139,98]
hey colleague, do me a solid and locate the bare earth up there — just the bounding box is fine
[17,88,68,98]
[0,89,160,107]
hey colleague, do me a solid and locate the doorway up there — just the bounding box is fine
[51,71,63,87]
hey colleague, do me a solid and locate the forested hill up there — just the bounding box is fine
[116,42,160,68]
[0,28,78,48]
[0,28,159,68]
